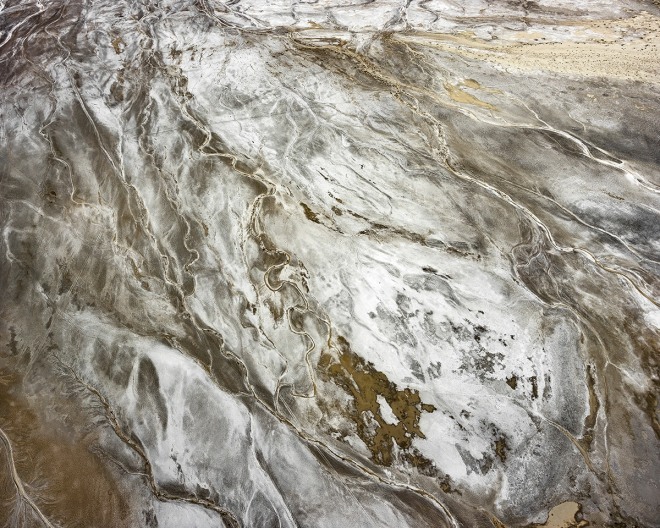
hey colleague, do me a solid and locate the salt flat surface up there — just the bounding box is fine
[0,0,658,526]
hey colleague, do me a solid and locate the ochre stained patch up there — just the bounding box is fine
[444,82,495,109]
[318,336,436,467]
[528,501,588,528]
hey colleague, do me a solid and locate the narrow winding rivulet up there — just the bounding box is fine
[1,1,659,527]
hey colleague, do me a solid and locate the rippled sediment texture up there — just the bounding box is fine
[1,1,659,526]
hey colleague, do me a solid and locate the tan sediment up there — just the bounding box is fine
[444,82,495,109]
[397,14,660,83]
[532,501,588,528]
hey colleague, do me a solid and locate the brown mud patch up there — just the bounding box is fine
[318,336,436,468]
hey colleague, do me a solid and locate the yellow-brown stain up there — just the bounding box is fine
[444,82,495,110]
[529,501,588,528]
[462,78,481,89]
[489,514,509,528]
[463,78,503,95]
[111,36,125,55]
[318,336,436,467]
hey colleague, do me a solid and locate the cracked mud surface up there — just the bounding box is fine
[1,0,659,526]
